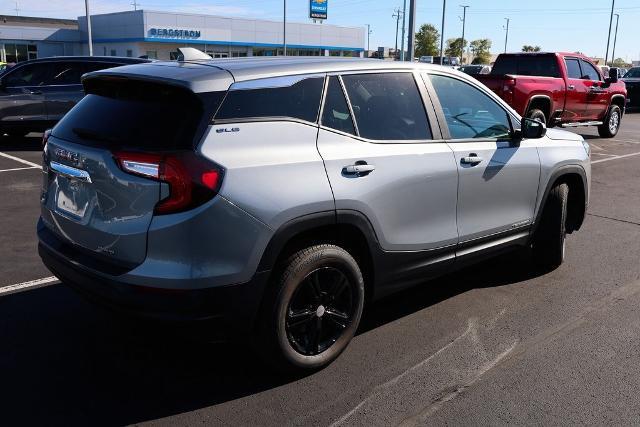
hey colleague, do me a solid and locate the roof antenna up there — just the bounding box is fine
[177,47,212,61]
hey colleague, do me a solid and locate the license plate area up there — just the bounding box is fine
[54,175,92,220]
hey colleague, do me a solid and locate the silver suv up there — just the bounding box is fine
[38,57,591,371]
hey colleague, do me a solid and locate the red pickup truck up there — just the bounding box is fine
[476,52,627,137]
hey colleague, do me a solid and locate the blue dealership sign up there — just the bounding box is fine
[310,0,328,20]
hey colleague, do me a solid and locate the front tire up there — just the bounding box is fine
[532,183,569,272]
[259,244,365,371]
[598,105,621,138]
[527,108,547,126]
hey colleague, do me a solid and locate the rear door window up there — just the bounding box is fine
[321,76,356,135]
[216,75,324,123]
[341,73,432,141]
[565,59,582,79]
[48,62,84,85]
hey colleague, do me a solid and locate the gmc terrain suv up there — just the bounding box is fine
[38,56,591,371]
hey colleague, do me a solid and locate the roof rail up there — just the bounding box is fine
[177,47,212,61]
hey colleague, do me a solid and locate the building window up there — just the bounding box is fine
[126,49,133,58]
[170,51,179,60]
[231,52,247,58]
[110,49,117,57]
[4,43,37,63]
[145,51,158,59]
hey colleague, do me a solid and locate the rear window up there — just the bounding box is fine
[215,76,324,123]
[491,55,560,77]
[52,79,223,150]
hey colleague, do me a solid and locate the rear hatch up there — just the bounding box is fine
[40,73,225,271]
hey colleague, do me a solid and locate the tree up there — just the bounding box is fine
[612,58,629,68]
[470,39,492,64]
[522,45,541,52]
[414,24,440,58]
[444,37,468,58]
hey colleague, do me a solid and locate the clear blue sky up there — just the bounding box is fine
[6,0,640,60]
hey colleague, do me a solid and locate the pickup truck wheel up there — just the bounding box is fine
[598,105,621,138]
[532,183,568,272]
[527,109,547,126]
[258,244,365,372]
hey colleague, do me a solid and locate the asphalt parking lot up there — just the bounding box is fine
[1,112,640,426]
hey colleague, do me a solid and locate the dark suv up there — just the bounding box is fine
[0,56,149,137]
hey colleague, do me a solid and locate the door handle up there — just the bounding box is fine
[568,85,575,90]
[344,163,375,176]
[460,155,483,165]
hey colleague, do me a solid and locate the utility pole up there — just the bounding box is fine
[439,0,446,63]
[393,8,403,57]
[366,24,372,52]
[459,5,469,64]
[605,0,615,66]
[611,13,620,66]
[131,0,139,11]
[85,0,93,56]
[283,0,287,56]
[13,2,19,16]
[400,0,407,61]
[407,0,417,61]
[503,18,510,53]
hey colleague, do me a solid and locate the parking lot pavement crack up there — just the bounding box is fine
[587,213,640,227]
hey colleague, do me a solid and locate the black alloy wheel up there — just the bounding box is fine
[285,266,355,356]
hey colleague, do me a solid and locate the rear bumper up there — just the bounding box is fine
[38,225,270,335]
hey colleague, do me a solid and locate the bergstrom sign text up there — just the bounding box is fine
[149,28,202,39]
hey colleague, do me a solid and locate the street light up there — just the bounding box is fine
[407,0,417,61]
[393,8,403,58]
[400,0,407,61]
[605,0,615,66]
[459,5,469,64]
[611,13,620,66]
[283,0,287,56]
[439,0,446,63]
[366,24,372,52]
[85,0,93,56]
[503,18,510,54]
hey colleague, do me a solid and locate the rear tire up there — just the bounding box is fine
[258,244,365,372]
[598,105,621,138]
[531,183,569,272]
[527,108,547,126]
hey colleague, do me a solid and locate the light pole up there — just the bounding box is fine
[459,5,469,64]
[400,0,407,61]
[366,24,372,52]
[611,13,620,66]
[85,0,93,56]
[439,0,446,63]
[503,18,510,53]
[605,0,615,66]
[407,0,417,61]
[393,8,403,58]
[283,0,287,56]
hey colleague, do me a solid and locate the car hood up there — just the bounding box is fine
[545,128,584,142]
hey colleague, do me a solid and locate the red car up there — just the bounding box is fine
[476,52,627,137]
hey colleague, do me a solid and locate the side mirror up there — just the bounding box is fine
[606,67,619,84]
[521,117,547,139]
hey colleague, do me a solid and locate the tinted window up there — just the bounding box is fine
[625,68,640,78]
[216,76,324,122]
[321,76,356,135]
[341,73,431,141]
[565,59,582,79]
[3,63,50,87]
[579,60,601,81]
[430,74,511,140]
[492,55,560,77]
[53,79,224,150]
[48,62,84,85]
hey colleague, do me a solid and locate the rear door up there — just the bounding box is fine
[43,61,86,123]
[317,72,459,253]
[0,62,49,126]
[425,72,541,244]
[40,79,211,268]
[563,57,590,120]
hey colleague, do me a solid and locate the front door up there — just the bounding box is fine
[426,72,541,243]
[579,59,610,119]
[317,72,459,253]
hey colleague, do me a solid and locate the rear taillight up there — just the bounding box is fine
[502,77,516,104]
[113,151,223,215]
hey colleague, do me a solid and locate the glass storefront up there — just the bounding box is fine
[3,43,37,63]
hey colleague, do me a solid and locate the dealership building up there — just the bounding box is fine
[0,10,365,63]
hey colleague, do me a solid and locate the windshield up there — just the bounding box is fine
[624,68,640,78]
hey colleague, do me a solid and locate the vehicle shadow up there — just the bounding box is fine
[0,134,42,151]
[0,250,540,426]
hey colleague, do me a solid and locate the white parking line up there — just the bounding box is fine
[0,151,41,169]
[592,152,640,164]
[0,166,40,173]
[0,276,59,296]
